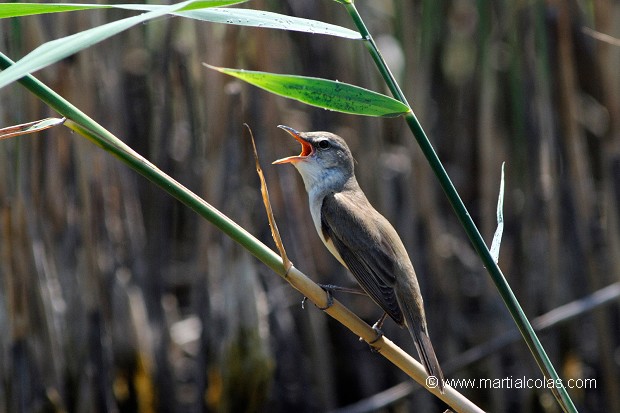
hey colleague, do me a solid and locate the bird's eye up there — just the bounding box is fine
[317,140,330,149]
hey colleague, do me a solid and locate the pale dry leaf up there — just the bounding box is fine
[246,124,292,272]
[0,117,65,140]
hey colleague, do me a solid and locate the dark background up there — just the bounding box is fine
[1,1,619,412]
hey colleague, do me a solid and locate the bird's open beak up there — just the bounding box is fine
[273,125,313,164]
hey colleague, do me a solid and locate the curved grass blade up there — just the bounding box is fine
[205,65,410,117]
[175,8,361,39]
[0,3,100,18]
[0,0,221,89]
[0,3,359,39]
[0,1,245,19]
[489,162,505,263]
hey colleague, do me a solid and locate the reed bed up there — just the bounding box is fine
[0,1,618,411]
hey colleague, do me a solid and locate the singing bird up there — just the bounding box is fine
[273,125,444,391]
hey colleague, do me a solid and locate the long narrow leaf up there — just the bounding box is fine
[0,3,359,39]
[175,8,361,39]
[0,0,203,89]
[205,65,410,117]
[0,1,245,19]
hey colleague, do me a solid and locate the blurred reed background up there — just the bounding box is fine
[1,0,619,412]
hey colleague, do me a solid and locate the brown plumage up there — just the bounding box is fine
[274,126,444,392]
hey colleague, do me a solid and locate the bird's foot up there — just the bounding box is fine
[316,286,334,310]
[360,325,383,353]
[364,326,384,353]
[301,284,335,311]
[360,313,388,351]
[368,324,384,345]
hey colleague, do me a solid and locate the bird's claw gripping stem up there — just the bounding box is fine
[301,284,335,310]
[361,324,384,353]
[368,323,384,345]
[361,313,387,349]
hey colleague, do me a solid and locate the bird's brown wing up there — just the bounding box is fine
[321,191,404,325]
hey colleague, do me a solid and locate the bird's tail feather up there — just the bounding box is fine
[395,285,445,393]
[411,326,445,392]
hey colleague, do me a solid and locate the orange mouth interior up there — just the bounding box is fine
[273,127,313,164]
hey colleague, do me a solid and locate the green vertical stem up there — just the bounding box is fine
[342,2,577,412]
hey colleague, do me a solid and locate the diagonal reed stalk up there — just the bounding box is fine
[340,1,577,412]
[0,51,484,412]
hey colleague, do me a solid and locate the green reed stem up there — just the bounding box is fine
[341,2,577,412]
[0,51,286,277]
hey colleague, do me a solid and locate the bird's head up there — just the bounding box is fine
[273,125,355,192]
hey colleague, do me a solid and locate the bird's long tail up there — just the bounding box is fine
[395,281,445,393]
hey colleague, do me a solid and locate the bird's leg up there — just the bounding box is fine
[302,288,333,310]
[367,312,388,345]
[301,284,365,310]
[318,284,366,295]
